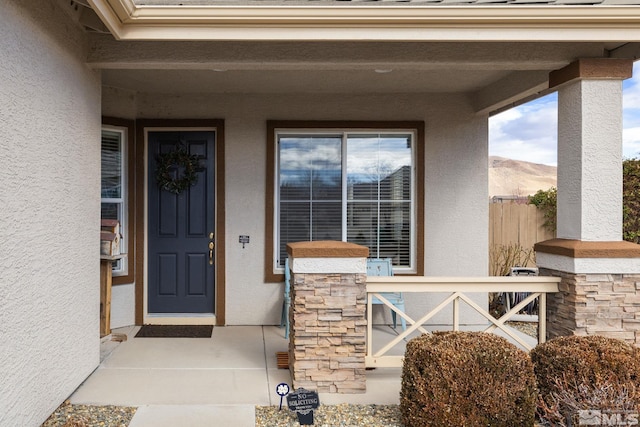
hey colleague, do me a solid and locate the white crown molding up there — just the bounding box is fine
[88,0,640,41]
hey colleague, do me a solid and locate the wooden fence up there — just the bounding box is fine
[489,203,555,249]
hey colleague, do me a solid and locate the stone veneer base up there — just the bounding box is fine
[541,267,640,345]
[288,272,367,394]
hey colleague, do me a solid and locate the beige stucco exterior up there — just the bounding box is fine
[103,89,489,326]
[3,0,640,423]
[0,1,102,425]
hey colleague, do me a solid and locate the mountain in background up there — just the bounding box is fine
[489,156,557,198]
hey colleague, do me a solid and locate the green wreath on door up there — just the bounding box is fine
[155,144,202,194]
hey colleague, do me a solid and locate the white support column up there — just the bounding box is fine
[535,59,640,344]
[556,65,627,241]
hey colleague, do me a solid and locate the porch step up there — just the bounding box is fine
[128,404,255,427]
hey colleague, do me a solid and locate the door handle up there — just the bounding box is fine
[209,241,214,265]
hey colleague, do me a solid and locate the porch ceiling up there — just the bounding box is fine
[92,37,627,112]
[77,0,640,112]
[102,68,511,95]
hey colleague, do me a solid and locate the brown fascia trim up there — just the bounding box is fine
[287,241,370,259]
[549,58,633,90]
[534,238,640,259]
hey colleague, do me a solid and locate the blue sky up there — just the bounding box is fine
[489,62,640,166]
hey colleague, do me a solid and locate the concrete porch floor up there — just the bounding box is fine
[70,325,406,427]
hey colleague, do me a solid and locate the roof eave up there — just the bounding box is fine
[88,0,640,41]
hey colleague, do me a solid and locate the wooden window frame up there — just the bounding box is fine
[265,120,425,283]
[102,117,135,286]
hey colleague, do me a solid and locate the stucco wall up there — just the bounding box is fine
[111,284,136,329]
[557,79,624,242]
[0,1,101,425]
[103,91,488,326]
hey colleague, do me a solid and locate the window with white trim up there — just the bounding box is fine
[275,130,416,273]
[101,127,127,275]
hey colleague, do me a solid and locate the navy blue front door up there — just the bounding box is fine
[148,131,215,313]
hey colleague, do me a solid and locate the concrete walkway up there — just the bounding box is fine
[70,325,404,427]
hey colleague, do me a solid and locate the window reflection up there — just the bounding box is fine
[277,132,413,269]
[346,135,412,262]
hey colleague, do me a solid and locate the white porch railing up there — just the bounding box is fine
[366,276,560,368]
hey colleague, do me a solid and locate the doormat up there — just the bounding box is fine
[135,325,213,338]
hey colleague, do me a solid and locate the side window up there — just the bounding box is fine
[101,127,127,275]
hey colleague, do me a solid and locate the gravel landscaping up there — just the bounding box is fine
[256,404,402,427]
[508,321,538,338]
[42,402,401,426]
[41,401,136,427]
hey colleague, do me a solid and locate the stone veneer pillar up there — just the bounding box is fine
[536,58,640,344]
[536,241,640,343]
[287,241,369,394]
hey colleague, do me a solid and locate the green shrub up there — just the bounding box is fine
[624,159,640,244]
[529,187,557,233]
[531,335,640,425]
[400,331,537,427]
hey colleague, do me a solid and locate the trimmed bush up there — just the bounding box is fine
[400,331,537,427]
[531,335,640,425]
[531,335,640,400]
[536,378,639,426]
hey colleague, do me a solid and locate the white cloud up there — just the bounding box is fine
[490,61,640,165]
[279,135,411,185]
[624,126,640,159]
[489,93,558,166]
[623,62,640,130]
